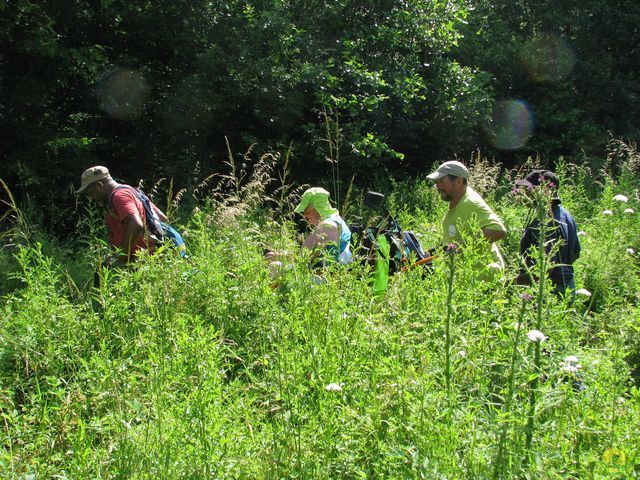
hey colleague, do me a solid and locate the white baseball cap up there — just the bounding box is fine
[427,161,469,180]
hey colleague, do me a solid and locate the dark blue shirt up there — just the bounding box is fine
[520,203,581,284]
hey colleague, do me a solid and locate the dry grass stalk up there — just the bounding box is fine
[467,150,502,195]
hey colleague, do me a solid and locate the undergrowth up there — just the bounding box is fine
[1,144,639,479]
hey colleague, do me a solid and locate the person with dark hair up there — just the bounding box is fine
[427,160,507,274]
[515,169,581,295]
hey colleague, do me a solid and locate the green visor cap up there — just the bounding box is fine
[294,187,338,219]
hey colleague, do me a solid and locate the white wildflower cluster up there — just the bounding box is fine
[560,355,582,374]
[609,193,638,216]
[526,330,547,343]
[575,288,592,297]
[325,383,343,392]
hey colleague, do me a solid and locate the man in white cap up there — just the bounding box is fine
[427,160,506,271]
[76,166,168,264]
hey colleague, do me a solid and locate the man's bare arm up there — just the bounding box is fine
[120,214,144,261]
[482,227,506,243]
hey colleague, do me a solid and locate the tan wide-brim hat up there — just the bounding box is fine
[76,166,110,193]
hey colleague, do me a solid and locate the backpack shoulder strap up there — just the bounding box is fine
[108,184,138,211]
[108,184,164,238]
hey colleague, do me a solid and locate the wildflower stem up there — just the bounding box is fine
[444,247,456,392]
[493,298,528,479]
[524,189,549,457]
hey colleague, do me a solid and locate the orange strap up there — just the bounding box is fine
[401,255,437,272]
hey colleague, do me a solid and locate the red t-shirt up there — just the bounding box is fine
[106,188,155,254]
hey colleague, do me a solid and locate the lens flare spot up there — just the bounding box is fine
[519,33,576,83]
[483,99,534,150]
[97,69,149,120]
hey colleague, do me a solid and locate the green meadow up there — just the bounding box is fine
[1,151,639,479]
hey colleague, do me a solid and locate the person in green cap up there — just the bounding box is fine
[266,187,352,269]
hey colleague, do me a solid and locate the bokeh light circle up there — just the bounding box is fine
[483,99,534,150]
[519,33,576,83]
[96,68,149,120]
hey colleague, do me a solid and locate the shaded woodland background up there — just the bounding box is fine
[2,0,639,228]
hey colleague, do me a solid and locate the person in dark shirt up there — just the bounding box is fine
[515,170,581,296]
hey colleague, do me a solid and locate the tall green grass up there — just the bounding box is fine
[1,151,639,478]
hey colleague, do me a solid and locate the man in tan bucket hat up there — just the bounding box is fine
[77,166,168,265]
[76,166,111,194]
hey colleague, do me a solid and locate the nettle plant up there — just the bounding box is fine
[509,177,565,449]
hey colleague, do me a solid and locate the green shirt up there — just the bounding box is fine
[442,186,506,269]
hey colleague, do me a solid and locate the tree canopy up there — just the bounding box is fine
[2,0,639,223]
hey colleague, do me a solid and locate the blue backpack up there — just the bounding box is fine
[108,185,187,258]
[402,230,428,261]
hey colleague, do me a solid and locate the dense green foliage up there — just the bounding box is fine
[2,1,639,225]
[1,151,639,478]
[457,0,640,159]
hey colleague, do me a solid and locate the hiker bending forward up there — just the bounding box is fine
[515,169,581,295]
[77,166,168,265]
[266,187,352,270]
